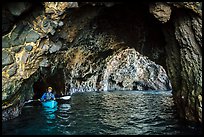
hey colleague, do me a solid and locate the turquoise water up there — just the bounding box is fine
[2,90,202,135]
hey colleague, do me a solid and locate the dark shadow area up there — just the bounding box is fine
[33,68,65,99]
[90,2,167,70]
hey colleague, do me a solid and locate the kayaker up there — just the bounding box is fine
[39,87,56,102]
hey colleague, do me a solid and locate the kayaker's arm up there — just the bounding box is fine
[40,93,47,101]
[51,93,55,100]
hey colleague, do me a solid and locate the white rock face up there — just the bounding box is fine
[101,48,172,91]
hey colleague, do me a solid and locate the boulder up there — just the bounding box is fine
[10,23,31,46]
[39,58,50,67]
[49,41,62,53]
[7,64,17,77]
[149,2,172,23]
[12,46,22,53]
[2,36,11,48]
[25,45,33,52]
[2,50,14,66]
[25,30,40,43]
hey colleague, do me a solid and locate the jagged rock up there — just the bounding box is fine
[1,2,202,125]
[12,46,22,53]
[149,2,172,23]
[173,11,202,123]
[49,41,62,53]
[10,23,31,46]
[10,25,25,46]
[44,2,78,19]
[2,104,21,122]
[2,50,14,66]
[163,7,202,123]
[40,18,58,35]
[2,36,11,48]
[25,30,40,43]
[167,2,202,17]
[101,48,171,91]
[39,58,50,67]
[44,2,78,14]
[25,45,33,51]
[7,64,17,77]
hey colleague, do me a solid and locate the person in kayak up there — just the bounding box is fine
[39,87,56,102]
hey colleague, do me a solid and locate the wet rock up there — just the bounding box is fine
[49,41,62,53]
[8,2,31,16]
[2,36,11,48]
[149,2,172,23]
[173,12,202,123]
[2,104,21,122]
[1,2,202,125]
[44,2,78,14]
[2,50,14,66]
[163,7,202,123]
[7,64,17,77]
[44,2,78,20]
[25,45,33,51]
[21,51,30,63]
[39,58,50,67]
[58,21,64,27]
[10,25,25,46]
[25,30,40,43]
[10,23,31,46]
[12,46,22,53]
[41,19,58,35]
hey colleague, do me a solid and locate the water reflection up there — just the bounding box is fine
[2,91,202,135]
[42,106,58,120]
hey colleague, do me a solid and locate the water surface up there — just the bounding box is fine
[2,90,202,135]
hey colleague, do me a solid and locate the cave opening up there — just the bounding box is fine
[33,2,171,99]
[33,68,65,100]
[91,2,168,70]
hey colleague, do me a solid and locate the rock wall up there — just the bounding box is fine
[162,9,202,123]
[2,2,202,123]
[149,2,202,123]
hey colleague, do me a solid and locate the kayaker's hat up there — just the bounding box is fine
[48,87,52,90]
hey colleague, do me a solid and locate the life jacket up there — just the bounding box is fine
[45,92,53,100]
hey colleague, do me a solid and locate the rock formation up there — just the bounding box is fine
[2,2,202,124]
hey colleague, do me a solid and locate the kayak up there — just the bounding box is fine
[41,100,58,108]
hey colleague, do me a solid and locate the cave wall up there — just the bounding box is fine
[2,2,202,123]
[148,2,202,123]
[162,9,202,123]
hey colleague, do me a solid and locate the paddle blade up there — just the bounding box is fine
[60,96,71,100]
